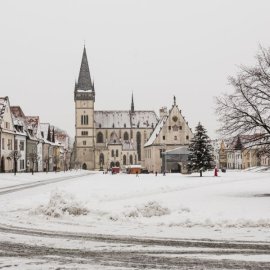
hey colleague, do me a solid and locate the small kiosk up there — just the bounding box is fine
[126,165,142,174]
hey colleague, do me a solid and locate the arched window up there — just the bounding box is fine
[130,155,133,165]
[111,150,114,157]
[123,155,126,165]
[110,161,115,168]
[99,153,104,165]
[116,150,119,157]
[124,132,129,141]
[136,132,141,161]
[97,132,103,143]
[115,161,120,167]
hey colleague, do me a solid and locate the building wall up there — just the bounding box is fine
[15,134,26,172]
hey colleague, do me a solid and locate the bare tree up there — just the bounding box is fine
[216,46,270,155]
[8,150,22,175]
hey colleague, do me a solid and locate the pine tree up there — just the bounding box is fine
[188,122,214,177]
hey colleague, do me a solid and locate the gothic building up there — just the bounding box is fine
[74,47,159,170]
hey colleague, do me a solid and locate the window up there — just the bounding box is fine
[123,155,126,165]
[136,132,141,161]
[160,149,163,158]
[172,125,179,132]
[83,141,86,145]
[15,140,18,150]
[124,123,126,128]
[163,136,165,140]
[2,138,4,150]
[8,139,12,150]
[111,150,114,157]
[130,155,133,165]
[81,115,89,125]
[168,126,171,130]
[97,132,104,143]
[174,136,177,140]
[124,132,129,141]
[99,124,102,128]
[179,126,182,130]
[116,150,119,157]
[81,131,88,136]
[186,135,189,140]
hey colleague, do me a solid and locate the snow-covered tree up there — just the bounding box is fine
[188,122,214,177]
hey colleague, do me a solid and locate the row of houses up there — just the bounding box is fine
[0,96,71,173]
[212,136,270,170]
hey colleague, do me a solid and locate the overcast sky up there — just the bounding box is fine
[1,0,270,138]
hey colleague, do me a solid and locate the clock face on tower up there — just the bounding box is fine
[172,116,178,122]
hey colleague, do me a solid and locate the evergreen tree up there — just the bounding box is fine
[188,122,214,177]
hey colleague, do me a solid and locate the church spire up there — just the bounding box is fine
[77,46,93,91]
[131,92,135,113]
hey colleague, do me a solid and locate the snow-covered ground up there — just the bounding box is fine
[0,169,270,242]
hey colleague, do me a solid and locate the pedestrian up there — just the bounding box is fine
[214,166,218,177]
[155,171,157,176]
[163,170,166,176]
[136,171,139,177]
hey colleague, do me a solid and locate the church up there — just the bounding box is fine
[74,47,193,172]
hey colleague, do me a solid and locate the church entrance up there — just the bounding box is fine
[82,163,87,170]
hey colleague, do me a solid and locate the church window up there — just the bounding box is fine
[81,115,89,125]
[174,136,177,140]
[81,131,88,136]
[169,126,171,130]
[179,126,182,130]
[124,132,129,141]
[123,155,126,165]
[136,132,141,161]
[124,123,126,128]
[97,132,104,143]
[99,124,102,128]
[129,155,133,165]
[186,135,189,140]
[83,141,86,145]
[112,123,115,128]
[163,136,165,140]
[111,150,114,157]
[116,150,119,157]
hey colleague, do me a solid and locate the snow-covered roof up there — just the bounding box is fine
[164,146,190,155]
[94,110,158,129]
[0,97,8,121]
[144,116,168,147]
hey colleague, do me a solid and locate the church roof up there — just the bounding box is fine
[77,46,93,91]
[94,110,158,129]
[144,115,168,147]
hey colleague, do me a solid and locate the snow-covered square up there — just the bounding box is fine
[0,170,270,269]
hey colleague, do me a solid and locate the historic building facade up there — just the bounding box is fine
[73,47,193,172]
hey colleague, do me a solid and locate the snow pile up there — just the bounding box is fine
[125,201,170,218]
[33,191,89,218]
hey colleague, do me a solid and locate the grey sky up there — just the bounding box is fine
[1,0,270,138]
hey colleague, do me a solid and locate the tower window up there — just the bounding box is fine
[186,135,189,140]
[81,131,88,136]
[83,141,86,145]
[81,115,89,125]
[163,136,165,140]
[174,136,177,140]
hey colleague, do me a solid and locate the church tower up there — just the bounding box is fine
[74,46,95,170]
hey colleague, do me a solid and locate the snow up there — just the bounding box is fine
[0,170,270,242]
[144,116,167,147]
